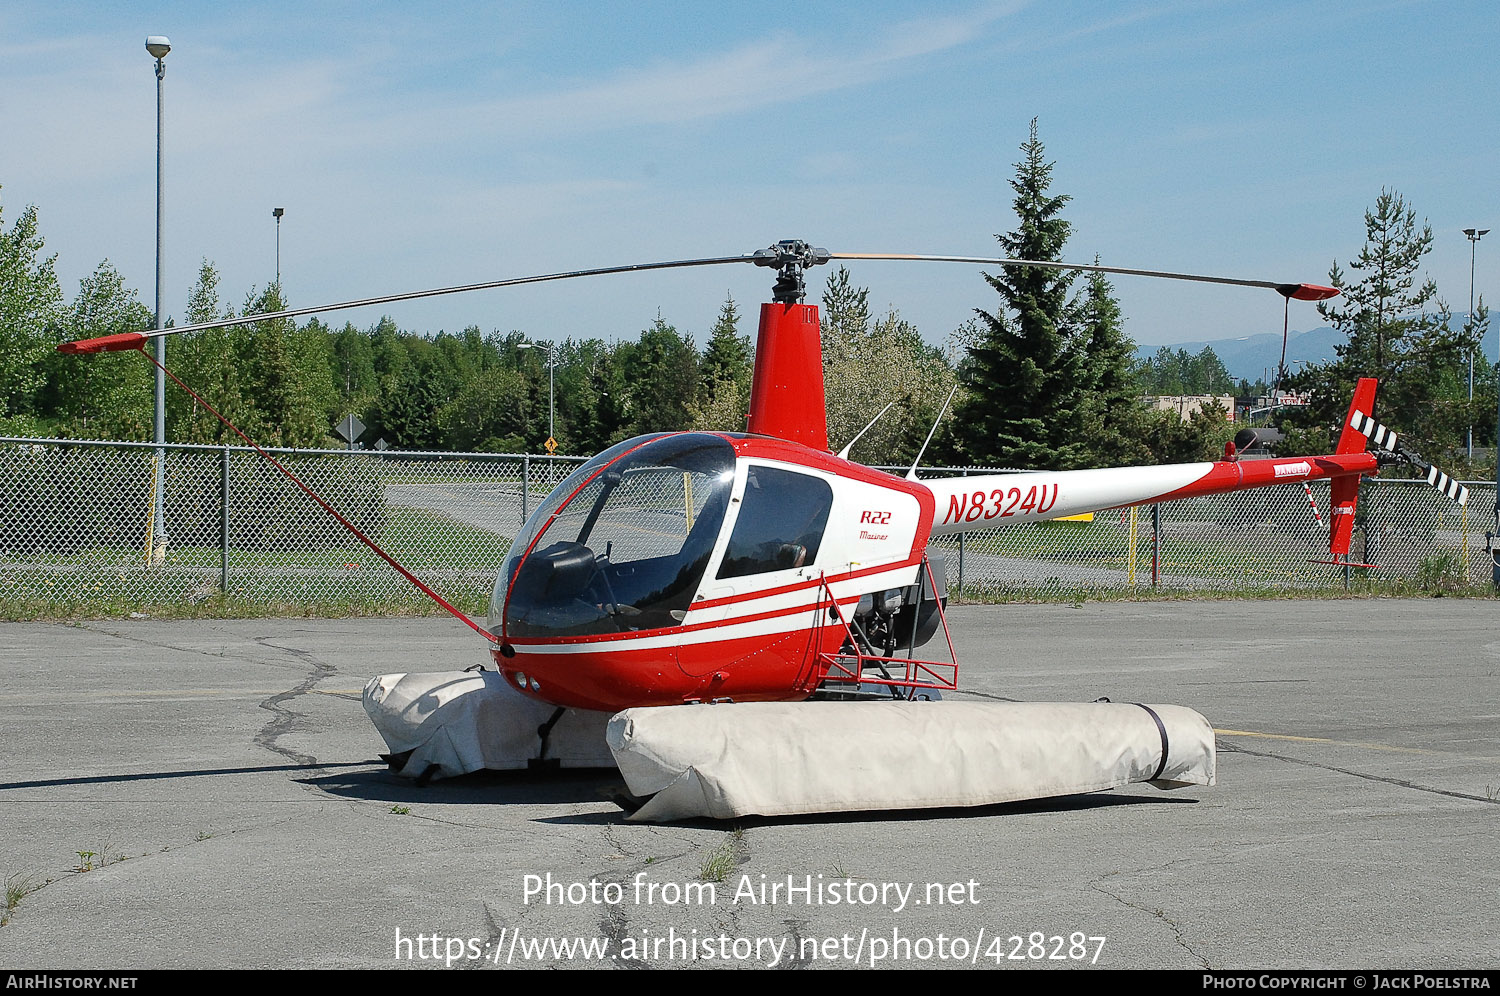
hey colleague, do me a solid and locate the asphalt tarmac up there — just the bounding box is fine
[1,600,1496,970]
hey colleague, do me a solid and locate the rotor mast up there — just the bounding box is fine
[746,240,832,451]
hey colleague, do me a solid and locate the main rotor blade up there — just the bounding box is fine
[830,252,1339,300]
[55,240,1338,356]
[61,252,758,351]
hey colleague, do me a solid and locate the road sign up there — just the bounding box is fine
[544,436,558,455]
[335,413,366,444]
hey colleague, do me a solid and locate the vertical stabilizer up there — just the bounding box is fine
[1337,378,1380,455]
[1328,378,1379,557]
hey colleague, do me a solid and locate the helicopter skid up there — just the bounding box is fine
[608,700,1214,822]
[363,670,616,779]
[365,672,1214,823]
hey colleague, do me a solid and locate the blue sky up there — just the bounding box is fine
[2,1,1496,352]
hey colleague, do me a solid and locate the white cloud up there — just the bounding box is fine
[386,4,1020,141]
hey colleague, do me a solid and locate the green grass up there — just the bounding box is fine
[0,505,507,620]
[937,518,1340,581]
[72,844,123,873]
[5,507,510,570]
[0,590,489,623]
[5,494,1496,621]
[3,873,40,927]
[699,841,738,884]
[953,577,1500,605]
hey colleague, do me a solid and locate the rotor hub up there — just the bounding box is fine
[751,239,831,304]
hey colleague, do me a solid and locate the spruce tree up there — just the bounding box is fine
[620,316,699,435]
[820,266,870,362]
[692,295,753,432]
[171,260,252,444]
[1073,266,1150,465]
[1287,190,1475,463]
[952,119,1088,469]
[700,295,750,391]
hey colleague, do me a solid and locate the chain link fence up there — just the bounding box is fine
[919,474,1494,597]
[0,437,583,612]
[1,436,1492,613]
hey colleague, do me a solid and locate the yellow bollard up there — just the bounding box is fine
[143,454,159,566]
[1462,502,1470,584]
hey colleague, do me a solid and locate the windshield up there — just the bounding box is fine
[494,433,735,638]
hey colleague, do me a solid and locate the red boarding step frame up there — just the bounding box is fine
[814,558,959,698]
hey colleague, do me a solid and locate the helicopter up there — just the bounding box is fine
[58,239,1465,720]
[57,238,1477,822]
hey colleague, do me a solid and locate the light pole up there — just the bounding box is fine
[517,341,556,445]
[146,35,171,563]
[273,207,284,287]
[1466,227,1488,460]
[518,341,556,484]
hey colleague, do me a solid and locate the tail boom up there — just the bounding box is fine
[925,452,1377,536]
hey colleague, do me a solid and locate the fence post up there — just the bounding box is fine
[1151,504,1161,587]
[220,446,230,594]
[521,454,530,525]
[956,470,967,603]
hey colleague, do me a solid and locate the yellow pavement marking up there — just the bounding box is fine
[1215,728,1441,755]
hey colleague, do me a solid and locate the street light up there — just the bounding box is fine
[518,341,557,486]
[272,207,284,287]
[517,340,556,445]
[1466,228,1489,460]
[146,35,170,564]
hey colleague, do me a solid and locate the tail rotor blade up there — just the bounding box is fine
[1348,408,1468,507]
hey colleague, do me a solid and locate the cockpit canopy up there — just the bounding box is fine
[493,433,737,639]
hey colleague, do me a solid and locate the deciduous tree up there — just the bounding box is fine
[0,200,63,430]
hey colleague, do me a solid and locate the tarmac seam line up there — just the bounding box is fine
[1219,741,1500,806]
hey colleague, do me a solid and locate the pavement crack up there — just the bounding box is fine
[71,622,310,675]
[1090,869,1211,969]
[779,919,812,969]
[253,636,335,768]
[453,903,508,971]
[1220,740,1500,806]
[600,900,650,970]
[595,843,698,970]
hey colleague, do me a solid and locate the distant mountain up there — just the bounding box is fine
[1135,325,1498,384]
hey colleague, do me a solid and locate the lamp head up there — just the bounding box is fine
[145,36,172,60]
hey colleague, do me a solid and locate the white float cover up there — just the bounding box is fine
[363,670,616,778]
[607,700,1214,822]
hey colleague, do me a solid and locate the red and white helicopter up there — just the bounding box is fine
[57,239,1467,819]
